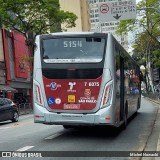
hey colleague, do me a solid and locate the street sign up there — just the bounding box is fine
[95,23,101,32]
[100,4,109,14]
[98,0,136,22]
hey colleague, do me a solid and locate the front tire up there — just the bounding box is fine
[12,111,19,122]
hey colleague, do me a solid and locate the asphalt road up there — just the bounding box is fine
[0,97,159,160]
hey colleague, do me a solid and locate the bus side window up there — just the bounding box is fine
[124,58,132,94]
[115,46,120,95]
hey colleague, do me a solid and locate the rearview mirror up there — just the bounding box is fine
[139,71,143,81]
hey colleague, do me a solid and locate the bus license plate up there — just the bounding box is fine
[64,104,80,110]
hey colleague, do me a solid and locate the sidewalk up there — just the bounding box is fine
[153,98,160,153]
[143,97,160,160]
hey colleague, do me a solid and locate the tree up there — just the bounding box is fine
[0,0,78,77]
[0,0,78,40]
[117,0,160,45]
[116,0,160,92]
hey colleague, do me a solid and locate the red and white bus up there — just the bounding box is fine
[33,32,142,128]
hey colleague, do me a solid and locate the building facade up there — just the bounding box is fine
[59,0,128,51]
[59,0,91,32]
[0,30,6,85]
[0,29,32,103]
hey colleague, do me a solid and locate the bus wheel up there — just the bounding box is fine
[63,125,71,129]
[137,98,140,110]
[122,106,128,130]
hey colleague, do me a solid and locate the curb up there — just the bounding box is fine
[144,97,160,105]
[156,108,160,151]
[155,109,160,160]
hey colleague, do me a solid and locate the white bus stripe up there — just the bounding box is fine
[16,146,34,152]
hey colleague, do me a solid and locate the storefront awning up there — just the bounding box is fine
[0,85,17,92]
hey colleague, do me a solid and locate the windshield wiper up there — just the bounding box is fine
[80,50,87,55]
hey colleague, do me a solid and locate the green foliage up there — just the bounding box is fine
[117,0,160,68]
[116,19,137,35]
[0,0,78,37]
[132,30,160,68]
[132,51,146,66]
[152,49,160,68]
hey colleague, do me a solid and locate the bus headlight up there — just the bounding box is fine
[33,80,44,106]
[101,82,113,108]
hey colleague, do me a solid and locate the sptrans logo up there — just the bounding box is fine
[68,82,76,92]
[46,82,61,90]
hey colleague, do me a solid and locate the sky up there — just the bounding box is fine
[128,0,142,52]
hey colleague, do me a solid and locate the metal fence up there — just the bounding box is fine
[142,92,160,103]
[16,103,33,115]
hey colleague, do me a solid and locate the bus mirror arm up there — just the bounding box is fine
[139,74,143,81]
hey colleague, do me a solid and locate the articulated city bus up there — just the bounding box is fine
[33,32,142,129]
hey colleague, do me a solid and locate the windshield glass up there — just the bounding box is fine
[42,37,105,63]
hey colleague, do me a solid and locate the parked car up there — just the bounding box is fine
[0,98,19,123]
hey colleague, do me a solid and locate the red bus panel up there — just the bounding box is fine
[43,76,102,110]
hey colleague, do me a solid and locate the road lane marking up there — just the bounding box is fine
[16,146,34,152]
[0,126,11,130]
[0,120,33,130]
[45,132,63,140]
[11,120,33,128]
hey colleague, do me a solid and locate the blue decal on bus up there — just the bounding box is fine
[48,98,55,105]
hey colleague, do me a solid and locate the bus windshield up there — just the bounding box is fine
[42,37,105,63]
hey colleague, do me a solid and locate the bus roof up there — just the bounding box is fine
[37,32,110,37]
